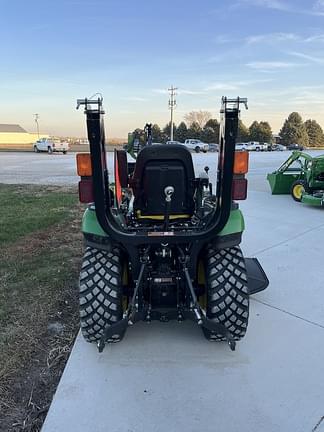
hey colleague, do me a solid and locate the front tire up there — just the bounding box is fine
[203,246,249,341]
[48,146,53,154]
[79,246,125,343]
[195,146,200,153]
[291,180,308,202]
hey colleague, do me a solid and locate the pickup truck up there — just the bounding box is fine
[246,141,268,151]
[34,137,69,154]
[182,139,209,153]
[235,142,248,151]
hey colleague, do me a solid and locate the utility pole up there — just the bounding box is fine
[168,85,177,141]
[34,113,40,139]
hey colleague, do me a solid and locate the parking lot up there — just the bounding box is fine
[1,149,323,189]
[2,150,324,432]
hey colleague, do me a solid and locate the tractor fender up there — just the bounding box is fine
[82,207,245,249]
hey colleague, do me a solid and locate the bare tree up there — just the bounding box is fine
[184,110,212,128]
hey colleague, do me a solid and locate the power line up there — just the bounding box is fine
[168,86,177,141]
[34,113,40,139]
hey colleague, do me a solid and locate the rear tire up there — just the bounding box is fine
[34,146,39,153]
[63,150,67,154]
[203,246,249,341]
[291,180,308,202]
[79,246,125,343]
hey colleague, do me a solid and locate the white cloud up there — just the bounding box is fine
[205,79,273,91]
[246,32,299,44]
[313,0,324,11]
[246,61,299,70]
[214,35,233,44]
[288,51,324,64]
[205,83,238,91]
[152,88,169,94]
[235,0,291,11]
[235,0,324,15]
[178,89,205,95]
[304,34,324,43]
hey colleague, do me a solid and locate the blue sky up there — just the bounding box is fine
[1,0,324,137]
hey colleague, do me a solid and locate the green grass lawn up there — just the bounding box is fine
[0,184,77,245]
[0,184,83,432]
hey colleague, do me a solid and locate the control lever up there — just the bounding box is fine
[204,166,212,194]
[163,186,174,231]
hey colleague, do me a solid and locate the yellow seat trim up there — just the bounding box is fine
[136,211,191,220]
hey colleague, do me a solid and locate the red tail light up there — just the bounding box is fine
[232,178,247,200]
[78,178,94,203]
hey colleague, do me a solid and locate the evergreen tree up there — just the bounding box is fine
[162,122,177,142]
[249,121,260,141]
[279,112,309,147]
[237,120,249,142]
[249,121,272,143]
[201,126,216,143]
[187,122,202,140]
[152,124,162,143]
[132,128,145,145]
[304,119,324,147]
[259,121,273,143]
[204,118,219,143]
[175,121,188,142]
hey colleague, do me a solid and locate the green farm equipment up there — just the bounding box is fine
[75,96,268,353]
[267,151,324,206]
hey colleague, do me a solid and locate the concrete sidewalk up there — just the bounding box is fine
[42,185,324,431]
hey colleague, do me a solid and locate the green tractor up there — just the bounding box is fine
[267,151,324,206]
[75,96,268,353]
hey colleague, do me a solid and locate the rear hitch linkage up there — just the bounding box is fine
[98,247,236,353]
[177,247,236,351]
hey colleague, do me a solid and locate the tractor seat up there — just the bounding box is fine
[130,144,196,218]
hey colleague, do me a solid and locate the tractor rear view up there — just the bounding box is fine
[76,96,268,353]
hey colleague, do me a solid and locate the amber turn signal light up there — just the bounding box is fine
[234,151,249,175]
[76,153,92,177]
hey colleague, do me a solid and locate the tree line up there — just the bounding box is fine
[130,110,324,147]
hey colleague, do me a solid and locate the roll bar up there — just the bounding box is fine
[76,96,248,247]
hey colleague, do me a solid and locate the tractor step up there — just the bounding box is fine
[246,258,269,295]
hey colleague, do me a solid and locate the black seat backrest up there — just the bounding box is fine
[131,144,195,216]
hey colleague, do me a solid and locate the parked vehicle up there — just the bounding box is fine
[262,142,272,151]
[287,143,304,151]
[166,140,181,145]
[235,142,248,151]
[246,141,267,151]
[75,96,268,353]
[182,139,209,153]
[208,143,219,152]
[271,144,287,151]
[267,150,324,206]
[34,137,69,154]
